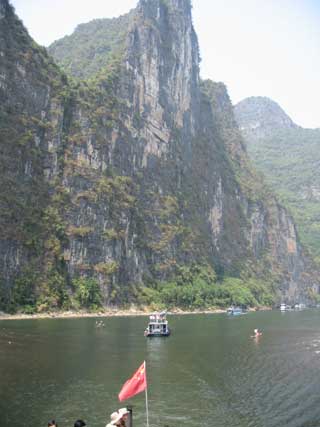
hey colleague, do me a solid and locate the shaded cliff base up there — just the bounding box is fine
[0,306,272,321]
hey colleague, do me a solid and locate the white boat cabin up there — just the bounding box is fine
[144,311,170,337]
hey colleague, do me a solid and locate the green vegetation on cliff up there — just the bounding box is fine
[235,97,320,262]
[48,13,132,80]
[137,264,276,310]
[0,1,318,315]
[0,0,73,313]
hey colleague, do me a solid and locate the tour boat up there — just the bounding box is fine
[144,311,170,337]
[227,306,245,315]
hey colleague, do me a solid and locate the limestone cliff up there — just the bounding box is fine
[0,0,318,311]
[235,96,320,263]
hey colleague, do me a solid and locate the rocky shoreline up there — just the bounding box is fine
[0,307,230,321]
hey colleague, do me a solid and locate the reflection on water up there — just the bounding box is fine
[1,311,320,427]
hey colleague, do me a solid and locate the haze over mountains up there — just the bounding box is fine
[0,0,319,313]
[235,97,320,262]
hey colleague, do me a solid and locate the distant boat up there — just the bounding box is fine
[144,311,170,337]
[280,303,293,312]
[227,306,245,316]
[280,303,286,312]
[294,303,306,310]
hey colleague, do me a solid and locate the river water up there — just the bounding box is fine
[1,310,320,427]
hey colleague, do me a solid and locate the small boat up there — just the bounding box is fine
[144,311,170,337]
[294,303,306,310]
[280,303,293,312]
[280,303,287,312]
[227,306,245,316]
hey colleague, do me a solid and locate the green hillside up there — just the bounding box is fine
[48,12,133,80]
[235,97,320,261]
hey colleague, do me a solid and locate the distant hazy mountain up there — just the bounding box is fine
[235,97,320,260]
[235,96,297,138]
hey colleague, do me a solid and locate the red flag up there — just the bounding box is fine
[118,361,147,401]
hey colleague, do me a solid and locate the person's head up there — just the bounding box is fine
[74,420,86,427]
[48,421,57,427]
[109,409,128,427]
[118,408,129,421]
[110,412,122,426]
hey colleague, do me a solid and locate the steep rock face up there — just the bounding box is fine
[58,0,218,298]
[202,82,317,302]
[244,200,307,300]
[0,0,70,308]
[0,0,319,309]
[235,96,320,261]
[120,0,200,168]
[59,0,260,292]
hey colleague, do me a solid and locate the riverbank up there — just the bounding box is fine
[0,307,233,321]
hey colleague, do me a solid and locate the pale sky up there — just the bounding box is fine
[11,0,320,128]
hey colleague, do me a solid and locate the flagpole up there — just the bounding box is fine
[144,361,149,427]
[145,386,149,427]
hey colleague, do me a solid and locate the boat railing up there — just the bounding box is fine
[149,313,167,323]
